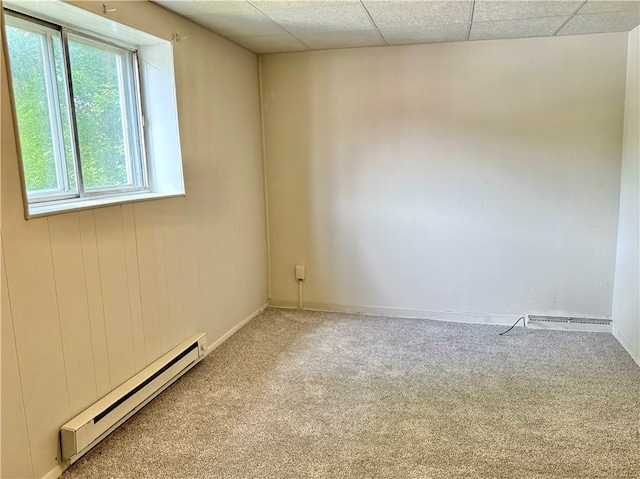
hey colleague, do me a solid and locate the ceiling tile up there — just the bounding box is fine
[230,34,310,53]
[196,11,288,37]
[295,29,385,49]
[155,0,640,54]
[250,1,359,10]
[558,10,640,34]
[363,1,471,28]
[470,16,566,40]
[155,0,255,16]
[578,1,640,14]
[155,1,287,37]
[472,1,582,21]
[380,23,469,45]
[261,3,374,33]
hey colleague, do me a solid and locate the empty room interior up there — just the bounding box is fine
[1,0,639,478]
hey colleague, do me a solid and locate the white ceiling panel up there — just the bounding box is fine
[250,0,359,10]
[230,33,310,53]
[381,23,469,45]
[196,11,288,37]
[296,29,385,49]
[154,0,254,16]
[470,16,566,40]
[363,1,471,28]
[473,1,582,21]
[155,0,286,37]
[558,10,640,34]
[152,0,640,54]
[260,3,374,32]
[578,1,640,14]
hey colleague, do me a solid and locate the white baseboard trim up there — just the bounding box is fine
[612,325,640,367]
[42,464,65,479]
[269,300,522,327]
[204,303,269,356]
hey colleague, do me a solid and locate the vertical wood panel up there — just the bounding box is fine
[133,202,161,362]
[1,40,45,477]
[48,214,98,414]
[162,200,186,345]
[233,139,268,316]
[152,204,171,353]
[94,207,136,388]
[177,201,200,336]
[78,211,112,398]
[1,249,34,479]
[121,204,146,372]
[3,219,70,476]
[212,194,239,336]
[196,212,217,337]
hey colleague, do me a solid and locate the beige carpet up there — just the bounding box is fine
[64,308,640,479]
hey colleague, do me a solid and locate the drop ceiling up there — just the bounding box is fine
[153,0,640,53]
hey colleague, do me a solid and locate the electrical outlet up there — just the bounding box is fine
[295,265,306,280]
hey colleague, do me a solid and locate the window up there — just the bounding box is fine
[5,11,147,203]
[3,1,185,218]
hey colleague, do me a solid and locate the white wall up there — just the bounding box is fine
[1,2,267,478]
[262,33,628,323]
[612,26,640,366]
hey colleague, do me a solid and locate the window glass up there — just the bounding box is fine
[4,12,147,203]
[5,22,75,196]
[68,36,138,190]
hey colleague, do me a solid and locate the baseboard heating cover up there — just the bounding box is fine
[527,315,611,332]
[61,333,207,464]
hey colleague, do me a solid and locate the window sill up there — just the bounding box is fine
[26,191,185,219]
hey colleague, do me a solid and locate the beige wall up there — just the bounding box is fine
[613,26,640,366]
[262,33,627,322]
[1,2,267,478]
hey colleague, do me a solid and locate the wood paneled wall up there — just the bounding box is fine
[1,3,268,478]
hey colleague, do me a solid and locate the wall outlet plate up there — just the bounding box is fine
[295,265,306,280]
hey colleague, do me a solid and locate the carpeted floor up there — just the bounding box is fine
[63,308,640,479]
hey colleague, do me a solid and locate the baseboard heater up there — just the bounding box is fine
[527,315,611,332]
[528,315,610,324]
[61,333,207,464]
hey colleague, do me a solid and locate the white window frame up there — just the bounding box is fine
[4,14,79,202]
[64,29,149,197]
[2,0,185,219]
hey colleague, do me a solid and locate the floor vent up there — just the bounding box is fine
[61,333,207,464]
[527,315,611,332]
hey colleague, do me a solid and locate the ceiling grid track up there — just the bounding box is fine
[359,1,388,46]
[553,0,588,36]
[245,0,314,51]
[466,0,476,41]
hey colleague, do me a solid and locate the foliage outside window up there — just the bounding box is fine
[4,10,147,204]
